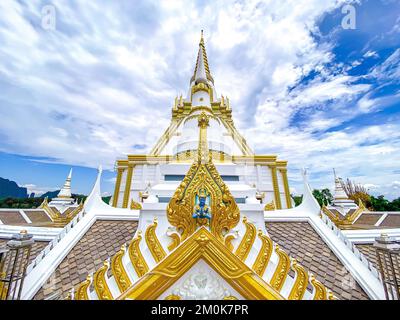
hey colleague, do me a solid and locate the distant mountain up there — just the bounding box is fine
[0,177,28,199]
[41,190,60,199]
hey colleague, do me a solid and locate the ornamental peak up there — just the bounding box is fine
[192,30,213,85]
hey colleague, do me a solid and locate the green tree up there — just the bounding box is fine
[291,195,303,207]
[370,195,390,211]
[312,188,333,207]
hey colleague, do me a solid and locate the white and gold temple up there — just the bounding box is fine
[1,33,396,300]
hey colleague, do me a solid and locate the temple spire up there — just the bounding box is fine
[192,30,213,84]
[58,168,72,199]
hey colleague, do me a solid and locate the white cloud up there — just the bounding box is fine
[363,50,379,59]
[22,184,58,196]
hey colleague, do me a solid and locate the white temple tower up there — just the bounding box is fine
[111,32,293,211]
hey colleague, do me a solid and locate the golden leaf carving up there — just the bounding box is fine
[111,244,132,293]
[74,275,92,300]
[310,274,328,300]
[93,260,113,300]
[288,259,308,300]
[252,229,273,276]
[145,218,167,263]
[270,244,290,292]
[235,217,256,261]
[128,231,149,277]
[167,232,181,252]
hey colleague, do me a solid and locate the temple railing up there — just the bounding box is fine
[320,211,380,280]
[25,210,86,274]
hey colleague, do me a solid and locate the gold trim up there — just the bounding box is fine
[167,232,181,252]
[130,199,142,210]
[270,244,290,292]
[322,199,366,229]
[279,168,292,209]
[74,275,91,300]
[269,165,282,209]
[310,275,327,300]
[252,229,273,277]
[111,244,132,292]
[288,259,308,300]
[128,231,149,277]
[145,218,167,263]
[117,228,285,300]
[166,115,240,241]
[224,234,236,252]
[122,165,134,208]
[235,217,256,261]
[112,168,123,207]
[40,199,83,227]
[150,118,184,156]
[93,260,113,300]
[264,201,275,211]
[165,294,181,300]
[223,295,238,300]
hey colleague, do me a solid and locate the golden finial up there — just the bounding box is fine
[200,30,204,45]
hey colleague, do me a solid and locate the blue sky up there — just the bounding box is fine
[0,0,399,199]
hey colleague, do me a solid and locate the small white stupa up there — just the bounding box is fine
[327,169,358,216]
[49,169,76,209]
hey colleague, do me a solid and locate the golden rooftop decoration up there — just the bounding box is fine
[264,201,275,211]
[69,217,335,300]
[145,218,167,263]
[130,200,142,210]
[270,244,290,292]
[288,259,308,300]
[166,112,240,241]
[111,244,131,292]
[93,260,113,300]
[252,229,273,276]
[118,227,284,300]
[322,198,366,229]
[235,217,256,261]
[128,231,149,277]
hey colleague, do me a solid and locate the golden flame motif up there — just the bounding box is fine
[145,218,167,263]
[93,260,113,300]
[128,231,149,277]
[270,244,290,292]
[111,244,132,292]
[288,259,308,300]
[235,217,257,261]
[252,229,273,276]
[74,275,91,300]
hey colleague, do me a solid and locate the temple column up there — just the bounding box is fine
[279,168,292,209]
[112,168,124,207]
[123,164,134,208]
[269,165,282,209]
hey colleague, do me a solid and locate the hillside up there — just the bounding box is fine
[0,177,28,199]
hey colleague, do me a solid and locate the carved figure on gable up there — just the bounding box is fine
[193,188,212,226]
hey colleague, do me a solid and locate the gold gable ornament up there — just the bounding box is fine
[166,112,240,242]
